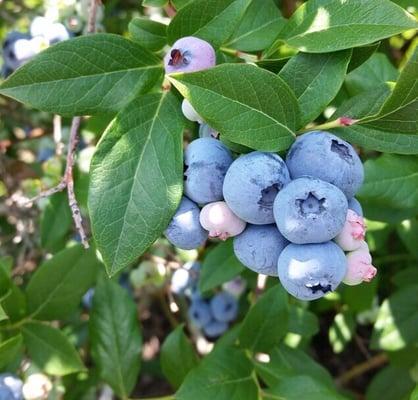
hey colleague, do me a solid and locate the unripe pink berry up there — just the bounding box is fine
[335,209,366,251]
[182,99,203,123]
[164,36,216,74]
[199,201,246,240]
[343,247,377,286]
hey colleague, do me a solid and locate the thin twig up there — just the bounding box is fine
[336,353,388,386]
[53,114,64,156]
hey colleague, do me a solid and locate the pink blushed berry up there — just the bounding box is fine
[199,201,246,240]
[343,247,377,286]
[335,209,366,251]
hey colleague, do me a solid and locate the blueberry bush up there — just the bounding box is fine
[0,0,418,399]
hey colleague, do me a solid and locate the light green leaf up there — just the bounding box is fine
[282,0,418,53]
[372,285,418,351]
[129,17,167,51]
[358,154,418,209]
[22,321,85,376]
[226,0,286,52]
[40,192,72,253]
[171,0,193,9]
[89,278,142,398]
[366,365,415,400]
[255,345,334,389]
[167,0,251,47]
[329,311,355,353]
[1,284,27,323]
[0,335,23,369]
[266,375,347,400]
[411,385,418,400]
[362,48,418,134]
[0,304,7,321]
[279,50,351,126]
[345,53,399,96]
[0,34,163,116]
[88,92,184,276]
[176,347,258,400]
[25,245,100,320]
[160,325,199,388]
[0,261,11,302]
[169,63,299,151]
[239,285,289,352]
[143,0,168,6]
[199,241,244,293]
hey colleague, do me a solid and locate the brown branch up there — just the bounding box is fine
[336,353,388,386]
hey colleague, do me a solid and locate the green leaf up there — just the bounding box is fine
[288,304,319,337]
[160,325,199,388]
[255,345,334,389]
[397,219,418,257]
[392,268,418,288]
[169,64,299,151]
[176,347,258,400]
[143,0,168,6]
[329,311,355,353]
[0,34,163,116]
[171,0,193,9]
[40,192,72,253]
[129,17,167,51]
[282,0,418,53]
[0,304,7,321]
[366,365,415,400]
[25,245,100,320]
[341,278,378,312]
[0,261,11,302]
[1,284,27,322]
[88,92,184,276]
[226,0,286,52]
[266,376,346,400]
[0,335,23,369]
[22,321,85,376]
[358,155,418,209]
[347,42,380,73]
[345,53,399,96]
[411,385,418,400]
[372,285,418,351]
[279,50,351,126]
[89,278,142,398]
[362,48,418,134]
[167,0,251,47]
[199,241,244,293]
[239,285,289,352]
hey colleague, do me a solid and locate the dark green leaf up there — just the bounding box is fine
[1,284,27,322]
[88,92,184,276]
[397,219,418,257]
[279,50,351,126]
[176,347,258,400]
[341,278,378,312]
[22,321,85,376]
[199,241,244,293]
[161,325,199,388]
[89,278,142,398]
[345,53,399,96]
[40,192,72,253]
[171,0,193,9]
[167,0,251,47]
[0,34,163,116]
[366,365,415,400]
[372,285,418,351]
[239,285,289,352]
[329,311,355,353]
[255,345,334,389]
[143,0,168,6]
[392,268,418,288]
[255,57,290,74]
[358,155,418,209]
[288,304,319,337]
[129,17,167,51]
[226,0,286,52]
[0,335,22,369]
[347,42,380,73]
[26,245,100,320]
[282,0,418,53]
[0,261,11,302]
[169,64,299,151]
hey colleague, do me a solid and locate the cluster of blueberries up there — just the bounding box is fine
[171,262,240,338]
[0,372,52,400]
[1,17,69,78]
[164,36,377,301]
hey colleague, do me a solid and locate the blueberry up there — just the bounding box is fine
[210,292,238,322]
[171,268,191,294]
[233,224,288,276]
[274,177,348,244]
[184,138,233,204]
[286,131,364,198]
[37,147,55,162]
[182,99,203,123]
[82,288,94,309]
[2,31,30,70]
[203,320,228,338]
[348,197,363,216]
[188,299,212,328]
[0,373,23,400]
[277,242,347,301]
[165,197,208,250]
[223,152,290,224]
[164,36,216,74]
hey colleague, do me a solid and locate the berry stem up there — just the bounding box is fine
[219,47,260,62]
[297,117,359,135]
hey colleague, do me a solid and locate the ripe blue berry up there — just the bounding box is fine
[203,320,228,338]
[348,197,363,216]
[210,292,238,322]
[188,299,212,328]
